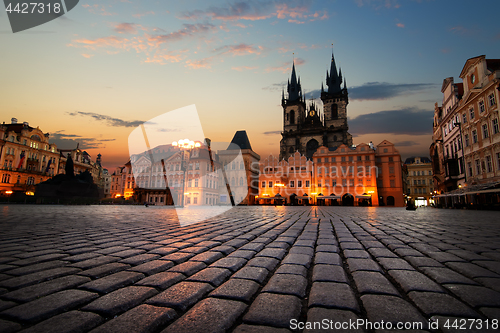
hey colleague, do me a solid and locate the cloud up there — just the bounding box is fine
[81,53,94,58]
[179,0,328,23]
[354,0,401,9]
[349,82,436,100]
[265,58,305,73]
[49,131,115,150]
[113,23,140,34]
[349,108,433,135]
[263,130,282,135]
[214,43,263,56]
[396,22,404,28]
[185,58,213,69]
[133,11,155,18]
[262,81,287,91]
[67,111,144,128]
[394,140,420,147]
[146,23,217,46]
[82,4,116,16]
[69,23,213,65]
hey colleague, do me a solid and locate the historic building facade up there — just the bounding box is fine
[259,140,404,207]
[280,54,353,161]
[404,157,434,206]
[116,131,260,206]
[0,118,60,197]
[431,55,500,207]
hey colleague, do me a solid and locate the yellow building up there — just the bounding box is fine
[404,157,434,206]
[258,140,404,207]
[0,118,59,197]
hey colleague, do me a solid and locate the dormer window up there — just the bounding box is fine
[471,74,476,84]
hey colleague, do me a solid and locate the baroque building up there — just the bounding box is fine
[404,156,434,206]
[431,55,500,208]
[0,118,59,197]
[280,53,353,160]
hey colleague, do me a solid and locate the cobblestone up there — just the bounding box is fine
[0,206,499,332]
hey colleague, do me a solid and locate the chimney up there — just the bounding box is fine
[23,121,29,127]
[11,118,17,124]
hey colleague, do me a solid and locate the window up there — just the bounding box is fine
[389,157,393,162]
[1,174,10,183]
[305,180,310,187]
[468,162,473,177]
[349,156,353,162]
[486,156,493,173]
[317,158,321,163]
[390,179,395,188]
[341,157,346,162]
[475,159,481,175]
[268,181,273,188]
[389,167,395,174]
[318,181,322,188]
[297,180,302,187]
[324,158,329,162]
[261,181,265,188]
[342,179,347,186]
[483,124,489,139]
[332,180,337,187]
[470,107,475,120]
[489,93,496,107]
[331,157,336,162]
[429,171,432,175]
[497,153,500,170]
[414,180,417,185]
[365,156,370,161]
[194,197,198,204]
[349,179,354,187]
[479,100,485,113]
[195,179,199,187]
[383,148,388,153]
[463,113,467,124]
[290,180,295,188]
[493,119,499,135]
[465,134,470,147]
[357,156,362,161]
[472,130,478,143]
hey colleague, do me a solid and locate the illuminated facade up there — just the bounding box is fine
[404,157,434,206]
[431,55,500,207]
[0,118,59,197]
[258,140,404,207]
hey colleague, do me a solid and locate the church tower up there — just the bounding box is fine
[279,53,353,161]
[321,52,352,147]
[279,61,306,160]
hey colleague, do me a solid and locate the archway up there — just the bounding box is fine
[387,196,395,206]
[306,139,319,160]
[342,193,354,206]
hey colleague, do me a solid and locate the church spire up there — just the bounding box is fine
[287,60,301,102]
[326,52,342,94]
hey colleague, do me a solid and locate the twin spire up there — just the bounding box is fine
[284,52,346,103]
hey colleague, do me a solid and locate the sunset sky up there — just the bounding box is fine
[1,0,499,170]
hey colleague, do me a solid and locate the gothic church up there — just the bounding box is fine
[279,53,353,160]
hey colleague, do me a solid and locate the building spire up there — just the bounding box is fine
[287,58,301,101]
[326,52,342,94]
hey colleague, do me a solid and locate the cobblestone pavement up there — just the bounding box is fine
[0,205,499,333]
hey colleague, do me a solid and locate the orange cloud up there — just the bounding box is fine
[132,11,155,18]
[396,23,405,28]
[82,4,116,16]
[215,43,263,56]
[265,58,305,73]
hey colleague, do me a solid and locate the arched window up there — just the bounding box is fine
[239,177,244,186]
[231,177,235,186]
[290,110,295,124]
[289,146,294,153]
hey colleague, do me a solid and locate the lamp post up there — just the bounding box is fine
[172,139,201,207]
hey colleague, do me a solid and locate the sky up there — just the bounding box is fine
[1,0,499,170]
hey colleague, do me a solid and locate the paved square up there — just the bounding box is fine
[0,205,499,332]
